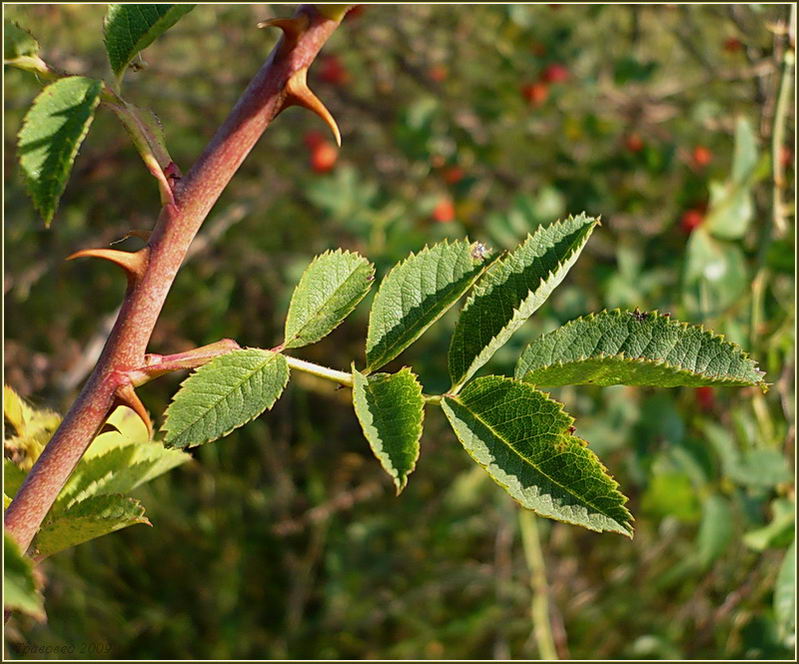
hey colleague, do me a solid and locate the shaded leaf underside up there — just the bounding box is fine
[352,367,424,493]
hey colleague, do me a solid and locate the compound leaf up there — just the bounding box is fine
[284,250,374,349]
[515,309,766,389]
[163,349,289,449]
[3,533,45,621]
[104,4,195,82]
[17,76,103,227]
[442,376,632,536]
[448,214,598,389]
[366,239,491,372]
[352,366,424,493]
[32,495,150,559]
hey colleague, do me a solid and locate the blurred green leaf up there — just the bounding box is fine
[104,4,196,82]
[641,472,701,523]
[442,376,633,536]
[3,20,38,60]
[163,349,289,449]
[352,367,424,493]
[17,76,103,226]
[697,493,733,567]
[683,228,747,315]
[284,250,374,349]
[774,538,795,647]
[515,309,765,388]
[449,214,598,389]
[744,499,795,550]
[3,533,45,621]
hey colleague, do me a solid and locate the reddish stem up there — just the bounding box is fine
[5,5,344,553]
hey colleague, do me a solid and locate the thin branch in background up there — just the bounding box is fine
[519,509,559,661]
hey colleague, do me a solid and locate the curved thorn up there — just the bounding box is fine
[285,68,342,147]
[114,383,153,438]
[66,247,149,284]
[109,229,152,246]
[257,15,310,43]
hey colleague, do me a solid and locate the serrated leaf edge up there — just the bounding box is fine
[450,214,599,389]
[443,377,633,536]
[515,308,767,389]
[17,77,104,226]
[162,349,290,449]
[352,365,424,494]
[365,237,492,372]
[284,248,375,349]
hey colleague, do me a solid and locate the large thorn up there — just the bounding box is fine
[114,382,153,438]
[257,15,310,45]
[284,68,342,147]
[67,247,149,285]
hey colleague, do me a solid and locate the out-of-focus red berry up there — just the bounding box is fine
[319,55,348,85]
[625,133,644,152]
[310,142,338,173]
[432,196,455,223]
[723,37,743,53]
[443,166,465,184]
[428,64,448,82]
[304,130,326,150]
[541,63,570,84]
[523,82,549,107]
[680,208,704,234]
[692,145,713,168]
[695,386,715,411]
[781,145,793,169]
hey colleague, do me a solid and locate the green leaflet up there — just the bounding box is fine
[775,538,796,646]
[4,20,39,60]
[3,533,45,621]
[32,495,150,560]
[284,250,374,349]
[56,441,189,510]
[104,4,195,82]
[442,376,632,536]
[163,349,289,449]
[515,309,766,389]
[352,366,424,493]
[448,214,598,390]
[366,239,491,372]
[17,76,104,227]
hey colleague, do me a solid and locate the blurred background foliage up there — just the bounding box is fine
[3,3,795,660]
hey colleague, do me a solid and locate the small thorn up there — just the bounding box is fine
[115,383,153,438]
[285,68,342,147]
[67,247,149,285]
[257,15,309,42]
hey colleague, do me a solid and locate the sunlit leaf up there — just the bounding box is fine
[366,239,491,372]
[17,77,103,226]
[104,4,195,82]
[448,214,598,389]
[284,250,374,349]
[163,349,289,449]
[3,533,45,620]
[515,309,766,389]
